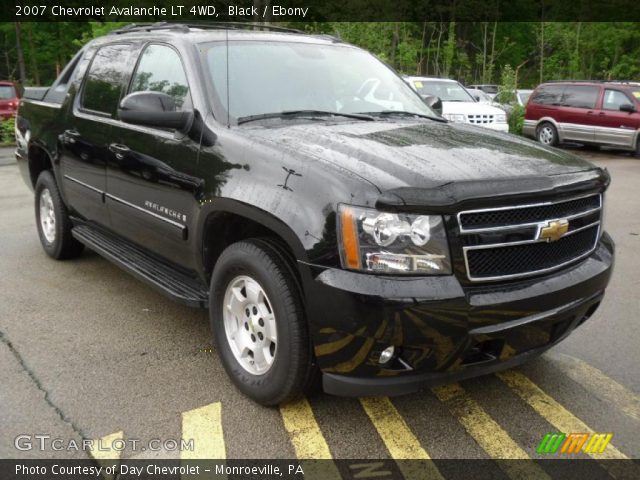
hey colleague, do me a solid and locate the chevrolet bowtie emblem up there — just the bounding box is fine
[539,219,569,242]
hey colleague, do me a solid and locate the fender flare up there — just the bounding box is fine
[195,197,310,271]
[26,139,60,186]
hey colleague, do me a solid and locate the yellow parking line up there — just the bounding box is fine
[90,431,124,460]
[360,397,444,480]
[550,353,640,421]
[90,431,123,480]
[181,402,225,459]
[280,398,341,480]
[280,397,332,459]
[433,384,550,480]
[498,370,640,479]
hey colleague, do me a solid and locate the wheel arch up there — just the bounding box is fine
[27,142,55,188]
[535,117,563,142]
[197,199,309,284]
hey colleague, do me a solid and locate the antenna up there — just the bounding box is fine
[226,28,230,128]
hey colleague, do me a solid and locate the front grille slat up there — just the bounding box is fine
[467,114,495,125]
[466,225,599,279]
[459,194,601,231]
[458,194,602,282]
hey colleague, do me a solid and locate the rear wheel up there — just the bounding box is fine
[536,122,558,147]
[35,170,84,259]
[209,239,312,406]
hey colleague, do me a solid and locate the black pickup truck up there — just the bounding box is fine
[15,23,613,405]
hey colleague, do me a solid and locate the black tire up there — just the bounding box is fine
[635,137,640,157]
[209,239,313,406]
[34,170,84,260]
[536,122,559,147]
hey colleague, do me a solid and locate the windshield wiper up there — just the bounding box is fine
[237,110,375,124]
[361,111,446,122]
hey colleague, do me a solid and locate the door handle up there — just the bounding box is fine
[64,129,80,143]
[586,111,594,114]
[109,143,130,160]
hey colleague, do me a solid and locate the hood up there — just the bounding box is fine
[442,101,505,116]
[240,119,605,209]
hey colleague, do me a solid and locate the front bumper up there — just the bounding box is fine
[0,109,16,120]
[477,122,509,132]
[303,234,614,397]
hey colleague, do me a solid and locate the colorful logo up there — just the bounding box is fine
[538,219,569,242]
[537,432,613,454]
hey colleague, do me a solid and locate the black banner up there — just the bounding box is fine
[3,0,640,22]
[3,459,640,480]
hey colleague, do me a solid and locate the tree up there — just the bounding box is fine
[14,22,26,84]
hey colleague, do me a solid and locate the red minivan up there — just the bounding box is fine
[0,81,20,119]
[524,81,640,155]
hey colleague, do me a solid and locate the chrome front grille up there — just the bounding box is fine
[457,194,602,281]
[467,114,495,125]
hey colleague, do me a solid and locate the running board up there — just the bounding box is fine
[72,224,209,308]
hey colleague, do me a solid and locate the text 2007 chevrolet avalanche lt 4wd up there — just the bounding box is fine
[15,24,613,405]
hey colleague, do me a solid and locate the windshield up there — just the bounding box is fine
[484,86,498,94]
[469,89,491,102]
[201,41,435,123]
[0,85,16,99]
[412,80,474,102]
[518,91,532,104]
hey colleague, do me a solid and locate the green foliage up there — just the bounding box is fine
[496,64,516,104]
[509,104,525,136]
[1,21,639,89]
[0,118,15,144]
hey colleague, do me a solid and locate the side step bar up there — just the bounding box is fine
[72,224,209,308]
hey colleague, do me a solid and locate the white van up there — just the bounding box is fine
[405,77,508,132]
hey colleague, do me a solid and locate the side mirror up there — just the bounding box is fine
[118,91,193,130]
[620,103,636,113]
[421,94,443,116]
[474,95,480,102]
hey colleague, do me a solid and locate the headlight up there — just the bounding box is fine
[337,205,451,274]
[495,114,507,123]
[442,113,465,123]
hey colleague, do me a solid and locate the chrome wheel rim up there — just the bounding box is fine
[223,275,277,375]
[539,126,554,145]
[39,188,56,244]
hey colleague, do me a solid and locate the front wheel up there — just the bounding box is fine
[35,170,84,259]
[209,239,313,406]
[537,122,559,147]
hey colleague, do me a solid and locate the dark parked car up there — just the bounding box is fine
[0,81,20,119]
[15,24,613,405]
[524,80,640,154]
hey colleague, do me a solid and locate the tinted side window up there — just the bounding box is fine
[82,44,132,116]
[561,86,599,109]
[531,85,565,105]
[603,89,632,111]
[130,44,191,110]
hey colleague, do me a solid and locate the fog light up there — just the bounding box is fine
[379,346,395,365]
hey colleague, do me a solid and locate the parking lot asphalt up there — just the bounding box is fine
[0,146,638,469]
[0,146,14,167]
